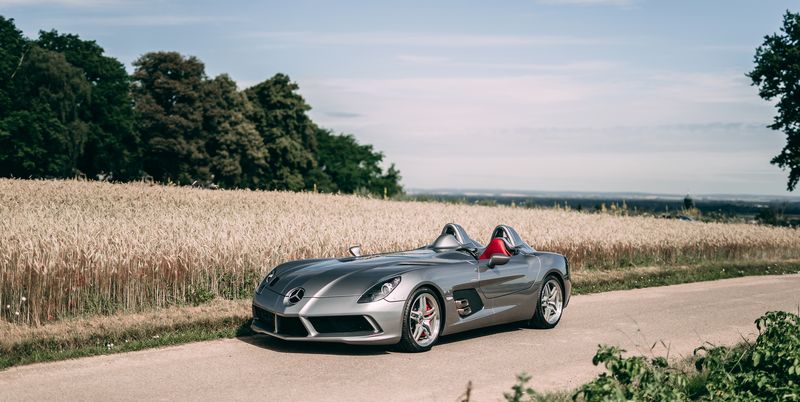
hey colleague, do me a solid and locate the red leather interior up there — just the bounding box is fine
[479,238,512,260]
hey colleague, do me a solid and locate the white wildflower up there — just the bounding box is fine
[14,311,19,316]
[21,296,26,302]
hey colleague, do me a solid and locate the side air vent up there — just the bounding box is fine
[454,299,472,316]
[452,289,484,317]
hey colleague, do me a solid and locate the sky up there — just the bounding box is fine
[2,0,798,196]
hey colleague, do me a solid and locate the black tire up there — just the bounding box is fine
[528,274,564,329]
[395,287,442,352]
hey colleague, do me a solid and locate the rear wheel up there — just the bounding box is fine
[528,275,564,329]
[395,287,441,352]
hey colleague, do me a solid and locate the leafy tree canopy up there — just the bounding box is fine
[245,74,319,191]
[316,128,403,196]
[0,16,27,115]
[0,28,90,177]
[132,51,209,184]
[0,16,402,196]
[37,30,139,179]
[202,74,268,189]
[749,10,800,191]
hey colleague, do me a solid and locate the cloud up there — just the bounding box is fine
[0,0,130,7]
[35,14,240,27]
[302,74,604,135]
[536,0,636,6]
[394,54,619,73]
[301,70,769,138]
[393,55,452,65]
[245,31,630,48]
[325,111,361,119]
[690,44,757,53]
[295,68,782,193]
[2,0,236,27]
[395,148,786,195]
[501,123,779,155]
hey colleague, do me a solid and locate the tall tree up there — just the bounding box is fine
[0,16,26,175]
[374,163,403,197]
[0,16,27,118]
[131,52,208,184]
[749,11,800,191]
[0,17,404,193]
[245,74,317,191]
[202,74,268,188]
[315,128,403,196]
[0,37,90,177]
[37,30,139,180]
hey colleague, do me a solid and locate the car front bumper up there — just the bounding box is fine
[251,289,405,345]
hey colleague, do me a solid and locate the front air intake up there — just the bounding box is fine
[308,316,376,334]
[276,316,309,337]
[252,305,309,337]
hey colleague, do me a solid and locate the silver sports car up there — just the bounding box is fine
[251,224,571,352]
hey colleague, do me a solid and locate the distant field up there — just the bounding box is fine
[407,192,800,219]
[1,179,800,326]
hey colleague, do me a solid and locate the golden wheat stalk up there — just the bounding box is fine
[1,178,798,325]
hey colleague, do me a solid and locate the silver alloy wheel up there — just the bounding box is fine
[541,279,563,325]
[407,293,440,347]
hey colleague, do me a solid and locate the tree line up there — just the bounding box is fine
[0,16,402,195]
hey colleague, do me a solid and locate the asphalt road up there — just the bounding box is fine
[2,274,799,402]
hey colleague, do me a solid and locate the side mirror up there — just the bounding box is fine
[349,245,362,257]
[488,254,511,268]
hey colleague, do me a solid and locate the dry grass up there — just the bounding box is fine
[1,178,799,325]
[0,299,250,351]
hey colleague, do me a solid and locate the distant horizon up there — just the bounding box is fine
[3,0,799,195]
[407,187,800,201]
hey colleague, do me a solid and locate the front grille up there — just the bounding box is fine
[308,316,375,334]
[252,305,309,337]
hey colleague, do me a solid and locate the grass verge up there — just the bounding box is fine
[0,318,255,370]
[571,259,800,295]
[0,299,253,369]
[1,261,799,371]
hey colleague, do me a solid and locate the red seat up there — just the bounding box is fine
[479,238,512,260]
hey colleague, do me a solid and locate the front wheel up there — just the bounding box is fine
[528,275,564,329]
[395,287,442,352]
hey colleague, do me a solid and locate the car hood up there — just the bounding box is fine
[265,249,466,297]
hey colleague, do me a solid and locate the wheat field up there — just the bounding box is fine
[1,179,799,325]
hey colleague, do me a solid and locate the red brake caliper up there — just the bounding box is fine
[423,302,432,338]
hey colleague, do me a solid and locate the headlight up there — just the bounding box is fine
[358,277,401,303]
[256,271,276,295]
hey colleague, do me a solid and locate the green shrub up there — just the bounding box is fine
[568,311,800,401]
[475,311,795,401]
[695,310,800,401]
[573,346,689,401]
[503,373,543,402]
[186,286,215,306]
